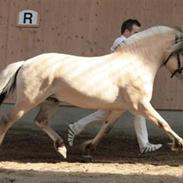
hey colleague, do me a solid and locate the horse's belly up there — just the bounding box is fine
[55,85,123,109]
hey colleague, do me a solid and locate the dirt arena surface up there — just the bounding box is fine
[0,128,182,183]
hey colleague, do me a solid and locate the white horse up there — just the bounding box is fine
[0,26,183,159]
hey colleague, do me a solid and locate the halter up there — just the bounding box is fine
[163,36,183,78]
[170,54,183,78]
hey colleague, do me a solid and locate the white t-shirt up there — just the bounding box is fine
[110,35,127,52]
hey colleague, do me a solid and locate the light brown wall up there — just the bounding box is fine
[0,0,183,110]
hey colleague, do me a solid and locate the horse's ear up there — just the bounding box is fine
[168,36,183,55]
[172,26,183,32]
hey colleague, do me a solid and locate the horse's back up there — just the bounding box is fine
[15,53,123,109]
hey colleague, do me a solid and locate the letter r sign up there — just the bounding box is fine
[17,10,39,27]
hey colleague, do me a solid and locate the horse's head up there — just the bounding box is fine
[163,29,183,80]
[115,25,183,80]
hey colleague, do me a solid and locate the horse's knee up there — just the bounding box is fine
[34,113,48,128]
[35,115,48,129]
[34,107,49,125]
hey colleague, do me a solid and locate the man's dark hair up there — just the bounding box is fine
[121,19,141,34]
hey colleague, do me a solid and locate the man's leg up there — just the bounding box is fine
[133,115,162,153]
[68,109,108,146]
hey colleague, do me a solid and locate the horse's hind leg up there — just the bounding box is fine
[139,102,183,151]
[0,104,30,144]
[34,100,67,158]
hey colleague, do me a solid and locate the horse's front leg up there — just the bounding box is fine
[139,102,183,151]
[81,110,124,153]
[34,100,67,159]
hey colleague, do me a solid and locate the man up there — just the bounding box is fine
[68,19,162,153]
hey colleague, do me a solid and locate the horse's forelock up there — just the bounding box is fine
[174,39,183,53]
[169,33,183,57]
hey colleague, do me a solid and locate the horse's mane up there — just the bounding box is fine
[115,26,182,51]
[126,26,176,44]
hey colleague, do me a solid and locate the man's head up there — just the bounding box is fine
[121,19,141,38]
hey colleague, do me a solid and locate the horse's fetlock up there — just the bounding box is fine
[54,139,64,149]
[88,143,96,152]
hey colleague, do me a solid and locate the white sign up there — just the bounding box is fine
[17,10,39,27]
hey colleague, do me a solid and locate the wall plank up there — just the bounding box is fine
[0,0,183,110]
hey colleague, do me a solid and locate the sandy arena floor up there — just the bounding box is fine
[0,128,182,183]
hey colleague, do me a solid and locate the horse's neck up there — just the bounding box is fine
[112,49,161,82]
[132,40,166,77]
[140,54,163,78]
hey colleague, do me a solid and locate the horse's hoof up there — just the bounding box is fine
[179,140,183,151]
[171,138,183,151]
[67,154,93,163]
[171,146,179,151]
[57,145,67,159]
[81,155,93,163]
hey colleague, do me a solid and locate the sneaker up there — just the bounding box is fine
[140,142,162,153]
[67,124,77,147]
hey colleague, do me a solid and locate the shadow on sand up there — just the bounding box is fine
[0,128,183,166]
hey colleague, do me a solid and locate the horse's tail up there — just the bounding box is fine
[0,61,24,105]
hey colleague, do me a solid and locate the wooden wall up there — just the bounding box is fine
[0,0,183,110]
